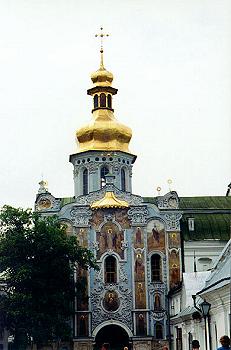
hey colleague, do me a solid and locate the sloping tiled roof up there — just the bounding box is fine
[179,196,231,210]
[181,213,230,241]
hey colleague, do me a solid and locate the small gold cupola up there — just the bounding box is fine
[76,27,132,154]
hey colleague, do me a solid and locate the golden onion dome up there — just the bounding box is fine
[76,43,133,154]
[76,109,132,153]
[91,67,113,87]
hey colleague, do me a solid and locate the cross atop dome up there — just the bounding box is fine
[95,27,109,69]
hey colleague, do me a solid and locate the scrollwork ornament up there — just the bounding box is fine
[70,206,92,227]
[91,264,132,331]
[127,207,148,226]
[151,310,166,321]
[164,213,182,231]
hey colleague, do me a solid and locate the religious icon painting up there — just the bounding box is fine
[91,209,104,229]
[134,252,145,282]
[60,220,74,236]
[135,312,147,336]
[77,314,88,337]
[115,209,130,228]
[169,249,180,288]
[76,268,89,311]
[135,282,146,309]
[103,290,120,312]
[134,227,144,248]
[147,219,166,252]
[168,231,180,248]
[97,222,124,259]
[76,228,88,248]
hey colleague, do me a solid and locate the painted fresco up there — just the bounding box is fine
[134,252,145,282]
[91,209,104,229]
[136,312,147,336]
[147,219,165,252]
[115,209,130,228]
[169,249,180,288]
[135,282,146,309]
[97,222,124,259]
[76,228,88,248]
[60,220,73,236]
[103,290,120,312]
[76,268,88,311]
[154,293,162,311]
[168,231,180,249]
[134,227,144,248]
[77,313,88,337]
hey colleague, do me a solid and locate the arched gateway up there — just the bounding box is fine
[94,324,130,350]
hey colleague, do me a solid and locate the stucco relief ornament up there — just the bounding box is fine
[148,281,166,292]
[127,207,148,226]
[121,240,128,250]
[70,207,92,227]
[164,213,182,231]
[112,164,120,174]
[73,168,79,177]
[35,194,61,212]
[104,213,114,222]
[88,164,98,174]
[91,241,99,251]
[151,310,166,321]
[91,264,132,330]
[157,191,179,209]
[114,190,143,206]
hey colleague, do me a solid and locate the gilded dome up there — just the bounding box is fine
[76,109,132,153]
[91,67,113,87]
[76,54,133,154]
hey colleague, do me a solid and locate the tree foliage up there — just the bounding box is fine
[0,205,97,349]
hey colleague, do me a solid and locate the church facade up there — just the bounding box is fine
[35,49,183,350]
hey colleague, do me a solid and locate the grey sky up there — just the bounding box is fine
[0,0,230,208]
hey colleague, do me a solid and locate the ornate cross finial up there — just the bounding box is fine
[95,27,109,69]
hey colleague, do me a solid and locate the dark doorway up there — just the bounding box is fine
[94,325,129,350]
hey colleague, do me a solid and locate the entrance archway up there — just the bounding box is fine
[94,324,130,350]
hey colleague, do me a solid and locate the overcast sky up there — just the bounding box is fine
[0,0,230,208]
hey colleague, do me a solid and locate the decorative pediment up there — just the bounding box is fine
[157,191,179,210]
[127,206,149,226]
[76,184,143,207]
[35,193,61,212]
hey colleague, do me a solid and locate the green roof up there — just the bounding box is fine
[142,196,231,241]
[181,213,230,241]
[60,197,75,208]
[142,197,158,205]
[179,196,231,210]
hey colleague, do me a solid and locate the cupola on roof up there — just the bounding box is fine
[75,28,133,154]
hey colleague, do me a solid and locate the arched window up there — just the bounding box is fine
[151,254,161,282]
[100,93,106,107]
[101,166,109,188]
[94,94,99,109]
[154,294,161,310]
[156,323,163,339]
[83,168,88,195]
[121,168,126,191]
[107,94,112,108]
[105,256,117,283]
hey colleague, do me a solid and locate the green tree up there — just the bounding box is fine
[0,205,97,350]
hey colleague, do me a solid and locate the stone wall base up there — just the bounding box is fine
[132,338,169,350]
[73,339,93,350]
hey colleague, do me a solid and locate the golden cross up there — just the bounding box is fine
[95,27,109,68]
